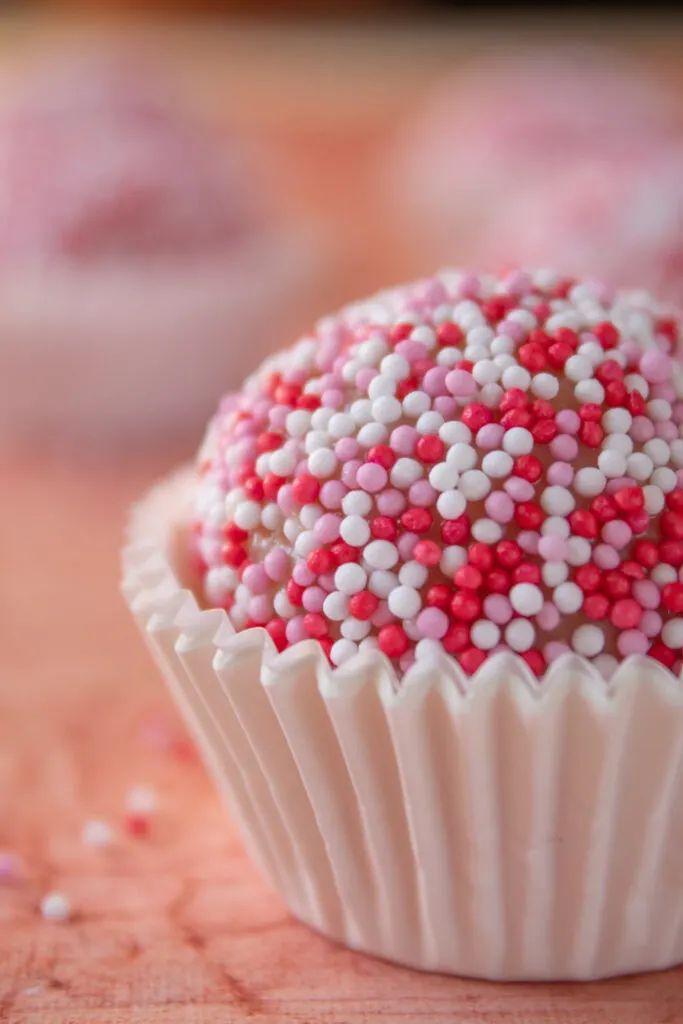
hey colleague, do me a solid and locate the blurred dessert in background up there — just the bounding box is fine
[0,52,323,451]
[392,45,681,266]
[476,150,683,313]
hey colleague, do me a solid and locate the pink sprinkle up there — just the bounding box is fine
[476,423,505,449]
[593,544,620,570]
[536,601,561,632]
[242,564,269,594]
[248,596,272,624]
[485,490,515,523]
[606,476,636,494]
[409,480,437,507]
[640,610,663,637]
[503,269,532,295]
[454,271,480,299]
[0,853,18,881]
[371,601,394,628]
[390,425,417,455]
[356,463,388,493]
[422,366,449,397]
[319,481,346,510]
[544,641,570,663]
[555,409,581,435]
[355,368,377,392]
[672,402,683,426]
[640,350,670,384]
[497,321,525,343]
[416,277,448,305]
[416,607,449,639]
[630,416,655,443]
[504,477,535,502]
[547,462,574,487]
[538,535,569,562]
[341,459,362,488]
[277,484,295,515]
[550,434,579,461]
[656,420,678,441]
[268,406,289,430]
[314,512,342,543]
[318,573,336,593]
[445,368,477,397]
[334,437,359,462]
[302,586,326,613]
[602,520,632,549]
[621,340,642,365]
[632,579,661,610]
[292,563,315,586]
[376,489,406,516]
[286,616,308,644]
[483,594,513,625]
[517,530,540,554]
[399,651,416,674]
[395,339,427,362]
[322,388,344,409]
[397,532,418,561]
[651,382,676,402]
[617,630,649,657]
[434,396,458,419]
[263,548,289,581]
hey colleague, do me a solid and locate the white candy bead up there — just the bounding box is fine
[340,515,371,547]
[572,624,605,657]
[509,583,544,617]
[364,540,400,570]
[334,563,367,594]
[502,427,534,455]
[387,586,422,620]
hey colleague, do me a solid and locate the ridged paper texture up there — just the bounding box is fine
[122,472,683,981]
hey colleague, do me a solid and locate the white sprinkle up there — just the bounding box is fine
[510,583,544,617]
[341,619,371,648]
[323,592,349,620]
[481,450,513,479]
[340,515,371,547]
[416,411,444,435]
[415,639,445,661]
[82,819,114,848]
[542,516,571,538]
[643,484,666,515]
[437,489,467,519]
[311,407,335,430]
[357,422,388,447]
[411,325,437,349]
[471,620,501,650]
[564,355,593,381]
[541,486,575,516]
[294,530,317,558]
[505,619,535,652]
[652,467,678,493]
[285,410,312,437]
[501,365,532,391]
[330,639,359,666]
[603,432,633,456]
[342,491,373,516]
[542,562,569,587]
[574,467,606,497]
[274,590,296,618]
[648,398,672,421]
[399,561,429,588]
[502,427,534,456]
[440,545,467,575]
[574,379,605,404]
[472,359,501,385]
[662,619,683,649]
[602,408,633,434]
[439,421,472,445]
[531,373,560,399]
[328,412,356,438]
[334,563,367,595]
[644,439,671,467]
[652,564,678,586]
[126,786,158,815]
[300,503,323,529]
[458,470,491,501]
[368,375,396,401]
[669,439,683,467]
[388,585,422,620]
[269,449,296,477]
[305,429,331,453]
[402,391,431,417]
[471,518,504,543]
[597,449,627,478]
[350,399,373,424]
[626,452,654,482]
[447,442,478,471]
[380,353,411,380]
[429,462,459,492]
[364,540,400,570]
[624,373,649,398]
[41,892,71,923]
[491,335,514,356]
[572,624,605,657]
[566,536,592,566]
[233,500,261,530]
[261,503,283,530]
[368,569,399,597]
[391,457,423,488]
[553,582,584,614]
[308,448,338,479]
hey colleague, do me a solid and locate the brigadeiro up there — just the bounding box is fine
[125,268,683,982]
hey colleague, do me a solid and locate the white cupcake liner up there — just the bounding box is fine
[122,469,683,981]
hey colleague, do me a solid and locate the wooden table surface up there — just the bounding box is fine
[3,19,683,1024]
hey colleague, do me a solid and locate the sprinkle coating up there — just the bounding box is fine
[192,269,683,678]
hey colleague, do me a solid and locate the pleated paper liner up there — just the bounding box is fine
[123,469,683,981]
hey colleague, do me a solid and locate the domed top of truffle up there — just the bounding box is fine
[191,268,683,680]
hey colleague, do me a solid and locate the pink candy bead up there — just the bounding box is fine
[319,481,346,510]
[555,409,581,434]
[547,462,574,487]
[592,544,620,570]
[602,520,632,549]
[536,601,561,632]
[537,535,569,562]
[409,480,437,507]
[483,594,513,625]
[356,463,388,493]
[390,425,417,455]
[263,548,289,581]
[485,490,515,523]
[241,564,269,594]
[617,630,649,657]
[445,368,477,397]
[640,350,670,384]
[302,586,326,613]
[416,607,449,639]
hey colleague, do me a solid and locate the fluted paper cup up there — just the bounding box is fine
[122,469,683,981]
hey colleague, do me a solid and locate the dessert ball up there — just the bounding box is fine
[394,47,678,260]
[477,153,683,310]
[192,269,683,679]
[0,53,317,448]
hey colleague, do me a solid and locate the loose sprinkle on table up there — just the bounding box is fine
[40,892,71,923]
